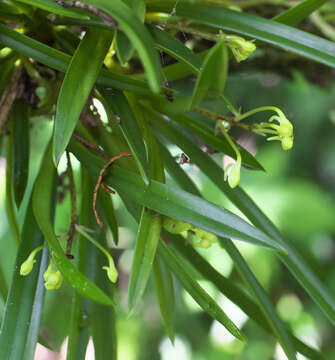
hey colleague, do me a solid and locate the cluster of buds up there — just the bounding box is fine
[226,35,256,62]
[163,217,218,249]
[20,246,63,290]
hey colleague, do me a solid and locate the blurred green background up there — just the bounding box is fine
[1,67,335,359]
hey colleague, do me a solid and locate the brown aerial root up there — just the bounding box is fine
[93,152,132,228]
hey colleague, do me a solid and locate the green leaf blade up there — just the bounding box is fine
[53,28,112,164]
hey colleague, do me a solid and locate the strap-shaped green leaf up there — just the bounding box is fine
[148,0,335,68]
[12,99,30,208]
[191,38,228,108]
[5,126,20,247]
[98,190,119,245]
[53,28,112,164]
[15,0,89,18]
[80,0,163,93]
[158,240,246,342]
[0,24,154,94]
[128,208,162,313]
[101,89,150,184]
[147,24,202,74]
[153,254,175,343]
[32,143,114,306]
[274,0,331,26]
[220,238,296,360]
[0,202,44,359]
[69,139,283,251]
[115,0,146,65]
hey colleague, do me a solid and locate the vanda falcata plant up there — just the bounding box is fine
[0,0,334,358]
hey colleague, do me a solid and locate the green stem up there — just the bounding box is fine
[235,106,285,122]
[216,121,241,165]
[75,225,113,265]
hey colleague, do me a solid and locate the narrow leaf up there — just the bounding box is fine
[0,202,44,359]
[220,238,297,360]
[158,240,246,342]
[128,207,162,313]
[12,99,30,207]
[102,89,150,184]
[191,38,227,108]
[53,28,112,164]
[98,190,119,245]
[274,0,331,26]
[153,254,175,343]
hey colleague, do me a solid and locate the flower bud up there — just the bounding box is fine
[103,263,118,283]
[43,261,63,290]
[20,245,45,276]
[227,36,256,62]
[163,217,192,234]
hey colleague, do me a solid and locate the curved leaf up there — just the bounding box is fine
[53,28,112,164]
[158,240,246,342]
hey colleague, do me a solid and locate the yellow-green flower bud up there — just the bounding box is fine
[43,261,63,290]
[103,262,118,283]
[224,162,241,189]
[163,217,192,234]
[194,239,212,249]
[20,245,45,276]
[227,36,256,62]
[194,228,217,243]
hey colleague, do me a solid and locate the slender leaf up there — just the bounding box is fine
[0,202,43,359]
[80,0,163,93]
[102,89,150,184]
[220,238,296,360]
[148,0,335,69]
[115,0,146,65]
[274,0,331,26]
[128,207,162,313]
[98,190,119,245]
[12,99,30,207]
[158,240,246,342]
[69,139,283,251]
[53,28,112,164]
[0,24,155,95]
[5,127,20,247]
[147,24,202,74]
[170,235,324,360]
[15,0,89,18]
[191,38,227,108]
[153,254,175,343]
[32,143,114,306]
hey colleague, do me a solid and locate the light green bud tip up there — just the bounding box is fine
[20,258,36,276]
[44,271,63,290]
[224,163,241,189]
[227,36,256,62]
[103,264,118,283]
[43,261,63,290]
[267,114,294,150]
[163,217,192,234]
